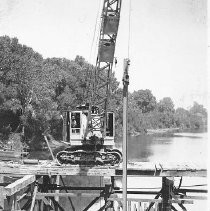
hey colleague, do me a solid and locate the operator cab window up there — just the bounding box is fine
[71,112,81,134]
[106,112,114,137]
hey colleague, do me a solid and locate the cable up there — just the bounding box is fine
[93,8,102,65]
[89,0,102,64]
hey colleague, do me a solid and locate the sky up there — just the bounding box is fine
[0,0,208,109]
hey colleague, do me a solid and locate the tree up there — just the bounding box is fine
[0,36,48,145]
[174,108,190,129]
[189,102,207,116]
[188,102,207,130]
[0,36,62,148]
[0,36,43,113]
[156,97,175,128]
[132,89,157,113]
[157,97,175,113]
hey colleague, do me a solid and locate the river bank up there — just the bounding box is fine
[147,127,180,135]
[128,128,180,137]
[129,127,207,137]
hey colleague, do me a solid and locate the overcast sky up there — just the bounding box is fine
[0,0,207,109]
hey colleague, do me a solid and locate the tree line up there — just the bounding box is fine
[0,36,207,149]
[127,90,207,135]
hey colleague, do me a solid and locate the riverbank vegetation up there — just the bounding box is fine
[0,36,208,149]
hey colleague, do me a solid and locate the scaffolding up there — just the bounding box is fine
[0,160,207,211]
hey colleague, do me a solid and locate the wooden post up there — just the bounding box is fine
[161,177,174,211]
[122,58,130,211]
[103,176,115,211]
[117,202,122,211]
[40,200,44,211]
[133,203,137,211]
[42,176,51,211]
[30,185,38,211]
[54,175,60,211]
[128,201,131,211]
[60,176,76,211]
[143,203,147,211]
[104,183,112,211]
[13,194,18,210]
[0,175,4,211]
[138,202,141,211]
[110,176,115,210]
[154,202,158,211]
[44,135,55,161]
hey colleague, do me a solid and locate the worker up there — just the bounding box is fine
[71,115,77,128]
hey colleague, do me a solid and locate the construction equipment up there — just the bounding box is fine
[56,0,122,165]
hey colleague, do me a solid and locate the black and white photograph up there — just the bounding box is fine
[0,0,208,210]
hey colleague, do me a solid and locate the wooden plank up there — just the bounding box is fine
[0,161,207,177]
[109,198,162,203]
[169,199,193,204]
[159,162,206,172]
[158,171,207,177]
[0,161,116,176]
[108,198,193,204]
[174,195,207,200]
[4,175,36,196]
[36,192,100,198]
[116,162,207,177]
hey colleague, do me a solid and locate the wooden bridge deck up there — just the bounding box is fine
[0,160,206,177]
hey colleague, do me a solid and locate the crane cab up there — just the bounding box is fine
[62,110,115,146]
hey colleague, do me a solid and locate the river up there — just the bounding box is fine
[113,132,208,211]
[116,132,207,164]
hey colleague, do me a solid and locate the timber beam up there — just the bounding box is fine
[0,161,207,177]
[4,175,36,196]
[0,174,207,211]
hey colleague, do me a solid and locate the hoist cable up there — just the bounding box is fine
[93,1,104,65]
[89,0,102,63]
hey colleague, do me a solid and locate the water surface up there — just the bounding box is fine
[116,132,207,164]
[115,132,208,211]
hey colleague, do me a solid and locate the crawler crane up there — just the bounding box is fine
[56,0,123,165]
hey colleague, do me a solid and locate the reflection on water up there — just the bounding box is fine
[116,132,207,164]
[115,132,208,211]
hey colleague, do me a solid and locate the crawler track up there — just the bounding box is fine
[56,149,122,166]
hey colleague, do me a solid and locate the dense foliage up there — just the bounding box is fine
[0,36,208,148]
